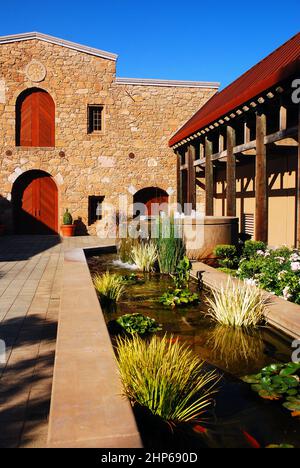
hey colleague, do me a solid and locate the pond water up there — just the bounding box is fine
[87,253,300,449]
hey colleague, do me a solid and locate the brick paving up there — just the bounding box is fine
[0,235,107,448]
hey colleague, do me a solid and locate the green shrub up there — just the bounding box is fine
[116,313,162,335]
[205,278,267,328]
[242,240,266,259]
[236,247,300,304]
[116,334,219,424]
[93,272,125,305]
[213,244,239,269]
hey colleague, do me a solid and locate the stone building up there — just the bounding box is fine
[0,32,218,235]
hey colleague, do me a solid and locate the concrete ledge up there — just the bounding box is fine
[47,246,142,448]
[191,262,300,340]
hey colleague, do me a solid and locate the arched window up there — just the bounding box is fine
[16,88,55,147]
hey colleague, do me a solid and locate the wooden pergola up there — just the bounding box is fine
[170,33,300,246]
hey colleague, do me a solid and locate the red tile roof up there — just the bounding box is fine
[169,32,300,147]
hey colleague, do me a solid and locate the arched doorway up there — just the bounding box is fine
[16,88,55,147]
[12,170,58,235]
[133,187,169,218]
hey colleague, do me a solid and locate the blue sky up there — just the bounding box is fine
[1,0,299,89]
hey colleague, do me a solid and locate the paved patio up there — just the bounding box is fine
[0,235,108,448]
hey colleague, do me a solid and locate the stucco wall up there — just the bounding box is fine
[0,38,217,234]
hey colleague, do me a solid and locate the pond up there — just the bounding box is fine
[87,252,300,449]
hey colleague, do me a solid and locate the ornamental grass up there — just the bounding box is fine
[116,334,218,425]
[205,278,267,328]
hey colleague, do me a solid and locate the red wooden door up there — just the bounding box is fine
[146,195,169,216]
[19,90,55,147]
[19,175,58,234]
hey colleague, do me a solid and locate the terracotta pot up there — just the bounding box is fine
[0,225,5,236]
[61,224,75,237]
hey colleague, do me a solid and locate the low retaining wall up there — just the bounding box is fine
[47,245,142,448]
[191,262,300,340]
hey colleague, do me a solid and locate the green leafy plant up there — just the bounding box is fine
[171,256,192,289]
[119,273,142,284]
[116,313,162,335]
[242,240,266,260]
[63,208,73,225]
[93,271,125,305]
[214,244,239,269]
[242,362,300,417]
[159,288,199,307]
[116,334,219,425]
[205,278,267,328]
[266,444,295,449]
[154,216,185,274]
[131,242,158,272]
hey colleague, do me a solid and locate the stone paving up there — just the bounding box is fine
[0,235,107,448]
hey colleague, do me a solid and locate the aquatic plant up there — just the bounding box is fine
[205,278,267,328]
[242,362,300,417]
[116,334,219,425]
[116,313,162,336]
[171,256,192,289]
[154,217,185,274]
[118,237,140,264]
[93,271,125,305]
[131,242,158,272]
[159,288,199,308]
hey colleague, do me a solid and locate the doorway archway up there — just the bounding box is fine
[12,170,58,235]
[133,187,169,217]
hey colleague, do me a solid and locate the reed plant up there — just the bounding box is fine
[131,242,158,272]
[205,278,267,328]
[154,216,185,274]
[116,334,218,425]
[118,237,140,264]
[93,271,125,305]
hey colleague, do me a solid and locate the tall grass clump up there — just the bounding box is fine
[131,242,158,272]
[93,272,125,305]
[116,334,218,425]
[118,237,140,264]
[206,278,267,328]
[154,217,185,274]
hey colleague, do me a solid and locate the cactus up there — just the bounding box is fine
[63,208,73,225]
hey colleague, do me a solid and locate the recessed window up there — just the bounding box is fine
[88,196,105,225]
[88,105,103,133]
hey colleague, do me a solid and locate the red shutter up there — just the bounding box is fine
[19,90,55,147]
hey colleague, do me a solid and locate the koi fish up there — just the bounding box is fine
[242,430,261,449]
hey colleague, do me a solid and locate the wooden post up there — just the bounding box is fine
[297,105,300,248]
[176,151,182,207]
[205,137,214,216]
[255,112,268,243]
[226,126,236,216]
[188,144,196,211]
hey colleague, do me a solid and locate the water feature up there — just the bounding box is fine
[87,252,300,449]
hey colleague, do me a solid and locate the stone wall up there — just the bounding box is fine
[0,37,217,234]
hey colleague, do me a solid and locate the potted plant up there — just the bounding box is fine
[61,208,75,237]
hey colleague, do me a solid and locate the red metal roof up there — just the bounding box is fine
[169,32,300,147]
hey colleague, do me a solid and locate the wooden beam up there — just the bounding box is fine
[279,105,287,131]
[205,137,214,216]
[297,105,300,248]
[226,126,236,216]
[188,145,196,211]
[255,112,268,243]
[176,151,182,207]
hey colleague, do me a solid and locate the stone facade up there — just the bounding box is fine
[0,34,218,234]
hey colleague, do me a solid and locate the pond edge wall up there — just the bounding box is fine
[47,245,142,448]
